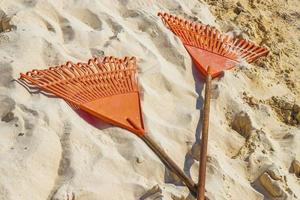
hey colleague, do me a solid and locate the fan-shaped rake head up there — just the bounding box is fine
[20,56,145,135]
[158,12,269,77]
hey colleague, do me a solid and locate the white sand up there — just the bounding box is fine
[0,0,299,200]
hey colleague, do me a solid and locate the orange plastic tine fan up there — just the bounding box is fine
[158,12,269,200]
[19,56,197,194]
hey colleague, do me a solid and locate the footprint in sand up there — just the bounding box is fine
[0,62,13,88]
[58,17,75,43]
[48,121,75,200]
[101,15,123,47]
[105,17,123,36]
[139,185,163,200]
[42,18,56,33]
[123,11,185,67]
[18,104,39,131]
[0,95,16,123]
[69,8,102,30]
[0,63,15,122]
[42,40,62,66]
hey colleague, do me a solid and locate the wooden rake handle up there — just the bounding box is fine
[197,67,212,200]
[140,135,197,194]
[127,118,197,194]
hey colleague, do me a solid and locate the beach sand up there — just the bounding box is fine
[0,0,299,199]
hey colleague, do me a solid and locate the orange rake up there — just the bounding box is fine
[19,56,197,194]
[158,12,269,78]
[158,12,269,200]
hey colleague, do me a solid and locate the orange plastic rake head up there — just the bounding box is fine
[158,12,269,77]
[20,56,145,136]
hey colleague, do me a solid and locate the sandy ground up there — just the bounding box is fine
[0,0,299,200]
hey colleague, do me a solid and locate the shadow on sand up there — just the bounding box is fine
[182,62,206,195]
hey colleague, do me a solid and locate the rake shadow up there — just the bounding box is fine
[183,62,205,185]
[163,62,206,195]
[182,63,225,196]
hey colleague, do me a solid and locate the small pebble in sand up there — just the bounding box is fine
[136,156,144,164]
